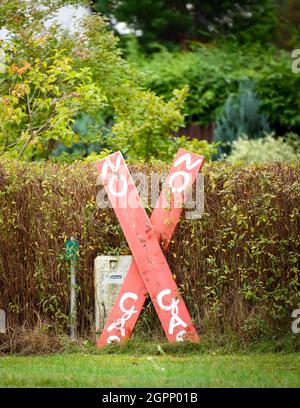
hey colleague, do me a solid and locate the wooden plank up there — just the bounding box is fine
[96,149,204,345]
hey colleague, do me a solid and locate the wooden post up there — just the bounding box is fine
[96,149,204,345]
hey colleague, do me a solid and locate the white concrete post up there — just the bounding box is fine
[0,309,6,334]
[94,255,132,334]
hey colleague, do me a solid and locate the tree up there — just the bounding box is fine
[275,0,300,48]
[0,49,106,159]
[92,0,278,51]
[214,81,270,156]
[0,0,105,159]
[0,0,214,161]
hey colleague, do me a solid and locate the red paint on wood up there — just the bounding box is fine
[96,149,204,345]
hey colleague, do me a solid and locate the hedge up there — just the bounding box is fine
[0,159,299,342]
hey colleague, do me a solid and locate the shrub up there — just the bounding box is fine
[137,45,300,134]
[228,134,300,163]
[255,55,300,130]
[0,1,205,162]
[214,81,270,156]
[0,158,299,343]
[0,49,106,160]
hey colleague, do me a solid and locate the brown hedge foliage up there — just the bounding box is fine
[0,159,299,341]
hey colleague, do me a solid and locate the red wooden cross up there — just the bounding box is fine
[95,149,204,345]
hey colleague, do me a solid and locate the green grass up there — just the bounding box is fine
[1,353,300,387]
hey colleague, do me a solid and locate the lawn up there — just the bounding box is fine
[0,353,300,387]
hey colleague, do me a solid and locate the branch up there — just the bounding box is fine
[17,134,33,159]
[0,140,18,156]
[18,93,34,159]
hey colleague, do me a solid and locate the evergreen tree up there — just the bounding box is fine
[214,81,271,156]
[92,0,278,51]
